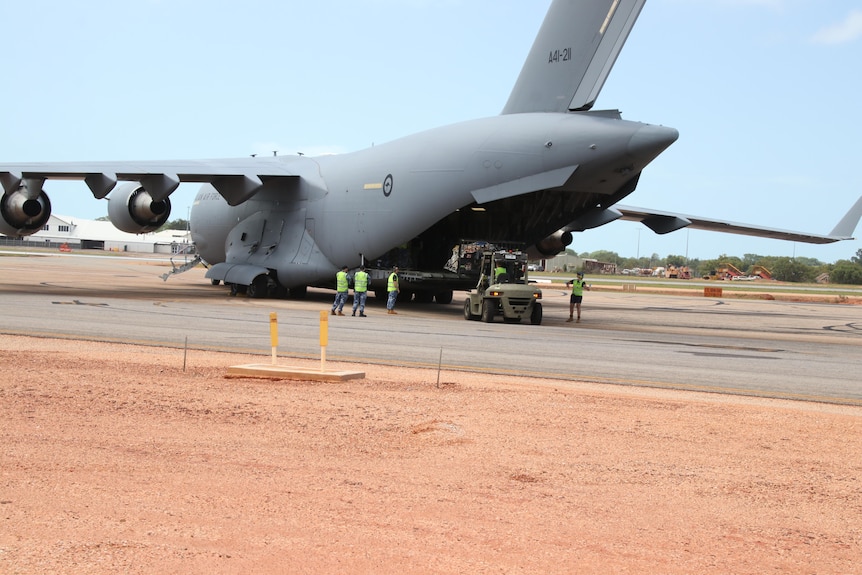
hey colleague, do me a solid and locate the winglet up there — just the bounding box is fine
[829,194,862,239]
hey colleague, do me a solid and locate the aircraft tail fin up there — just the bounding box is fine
[502,0,646,115]
[829,194,862,239]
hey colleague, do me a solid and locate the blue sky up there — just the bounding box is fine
[2,0,861,263]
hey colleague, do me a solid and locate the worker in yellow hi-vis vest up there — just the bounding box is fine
[386,266,400,315]
[352,265,369,317]
[565,271,591,323]
[331,265,350,316]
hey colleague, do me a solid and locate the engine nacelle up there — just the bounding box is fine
[107,182,171,233]
[0,183,52,237]
[527,230,574,259]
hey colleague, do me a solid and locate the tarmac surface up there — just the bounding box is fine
[1,250,861,405]
[2,250,861,573]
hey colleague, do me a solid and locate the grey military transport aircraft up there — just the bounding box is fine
[2,0,861,301]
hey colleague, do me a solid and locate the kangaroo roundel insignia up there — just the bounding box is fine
[383,174,393,197]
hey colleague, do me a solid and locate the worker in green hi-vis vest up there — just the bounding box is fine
[565,271,591,323]
[331,265,350,316]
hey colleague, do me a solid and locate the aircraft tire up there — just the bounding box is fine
[247,275,269,299]
[397,290,413,303]
[289,285,307,299]
[435,290,453,304]
[414,291,433,304]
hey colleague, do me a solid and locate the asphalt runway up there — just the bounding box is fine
[2,251,861,405]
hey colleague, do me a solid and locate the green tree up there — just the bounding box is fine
[770,257,816,282]
[665,254,686,267]
[794,256,823,267]
[161,219,190,231]
[852,249,862,265]
[696,259,716,278]
[830,260,862,285]
[741,253,764,270]
[753,255,777,272]
[620,257,640,270]
[716,254,744,271]
[586,250,621,264]
[694,254,743,277]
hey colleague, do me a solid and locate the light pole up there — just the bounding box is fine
[685,229,689,264]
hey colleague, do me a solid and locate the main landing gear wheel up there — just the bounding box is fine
[246,275,269,299]
[435,290,453,304]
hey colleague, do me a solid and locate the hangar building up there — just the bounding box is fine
[0,214,192,255]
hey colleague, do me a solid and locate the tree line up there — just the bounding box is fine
[575,248,862,284]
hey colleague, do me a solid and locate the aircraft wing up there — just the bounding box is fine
[0,157,314,206]
[612,195,862,245]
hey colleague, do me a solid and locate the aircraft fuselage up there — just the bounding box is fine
[190,112,677,289]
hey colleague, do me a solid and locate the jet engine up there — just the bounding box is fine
[107,182,172,233]
[528,230,574,259]
[0,183,52,237]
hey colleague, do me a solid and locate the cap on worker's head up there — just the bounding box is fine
[577,271,584,277]
[342,265,349,270]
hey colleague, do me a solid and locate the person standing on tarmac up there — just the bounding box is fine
[565,271,590,323]
[352,265,369,317]
[386,266,400,314]
[331,265,350,316]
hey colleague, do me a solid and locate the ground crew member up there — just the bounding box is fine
[386,266,400,314]
[331,265,350,316]
[494,263,507,282]
[565,271,590,323]
[352,265,369,317]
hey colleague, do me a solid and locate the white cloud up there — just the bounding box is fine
[811,9,862,44]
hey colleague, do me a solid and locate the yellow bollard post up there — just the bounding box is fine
[319,310,329,372]
[269,312,278,364]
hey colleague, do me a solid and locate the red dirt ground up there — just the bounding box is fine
[2,335,860,574]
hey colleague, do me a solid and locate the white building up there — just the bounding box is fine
[1,214,193,255]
